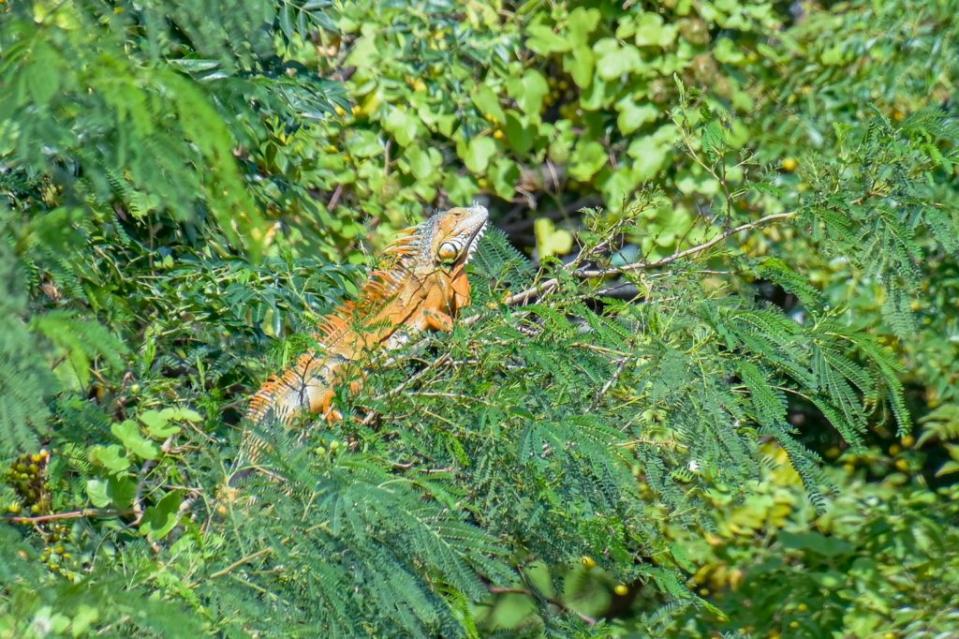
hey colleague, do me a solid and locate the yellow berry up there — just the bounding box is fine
[901,435,915,447]
[728,568,744,590]
[493,129,504,140]
[895,458,909,471]
[580,556,597,569]
[889,444,902,456]
[335,105,346,117]
[789,621,800,629]
[781,157,798,172]
[614,584,629,596]
[797,603,808,612]
[412,79,426,92]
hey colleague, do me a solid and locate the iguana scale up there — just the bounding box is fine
[237,205,488,469]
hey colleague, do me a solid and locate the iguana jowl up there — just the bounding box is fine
[247,204,489,428]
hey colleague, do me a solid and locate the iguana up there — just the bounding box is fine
[232,205,488,478]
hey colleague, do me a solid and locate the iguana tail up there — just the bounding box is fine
[247,350,351,425]
[230,351,352,485]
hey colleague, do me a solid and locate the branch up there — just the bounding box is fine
[210,548,273,579]
[328,184,344,211]
[504,212,796,306]
[3,508,128,525]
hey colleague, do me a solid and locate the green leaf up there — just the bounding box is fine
[463,137,497,174]
[626,125,677,181]
[472,85,506,123]
[534,218,573,258]
[631,13,677,48]
[70,605,100,637]
[87,477,136,509]
[89,445,131,474]
[599,167,640,212]
[568,140,607,181]
[508,70,549,117]
[140,491,184,541]
[526,24,571,54]
[567,8,601,46]
[108,476,136,510]
[714,38,744,64]
[616,99,659,135]
[406,146,440,181]
[86,479,111,508]
[140,410,183,440]
[383,107,420,146]
[345,129,382,158]
[504,112,535,155]
[489,158,520,199]
[820,45,845,66]
[111,420,160,460]
[579,73,608,110]
[595,39,642,80]
[701,120,725,159]
[564,46,595,88]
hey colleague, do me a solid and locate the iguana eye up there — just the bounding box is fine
[438,241,459,263]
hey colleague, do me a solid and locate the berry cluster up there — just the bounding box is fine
[4,450,78,576]
[4,449,51,516]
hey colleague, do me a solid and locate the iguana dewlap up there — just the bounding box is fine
[246,205,489,427]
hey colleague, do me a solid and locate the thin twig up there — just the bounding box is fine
[359,354,453,425]
[504,212,796,306]
[328,184,344,211]
[210,548,274,579]
[3,508,128,525]
[592,356,630,408]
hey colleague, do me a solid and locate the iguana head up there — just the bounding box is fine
[425,205,488,268]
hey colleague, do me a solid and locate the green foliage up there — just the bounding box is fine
[1,0,958,637]
[664,447,959,639]
[0,221,53,455]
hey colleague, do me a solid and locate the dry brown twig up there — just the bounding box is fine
[504,211,796,306]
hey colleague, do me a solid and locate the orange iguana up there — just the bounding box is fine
[232,205,488,477]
